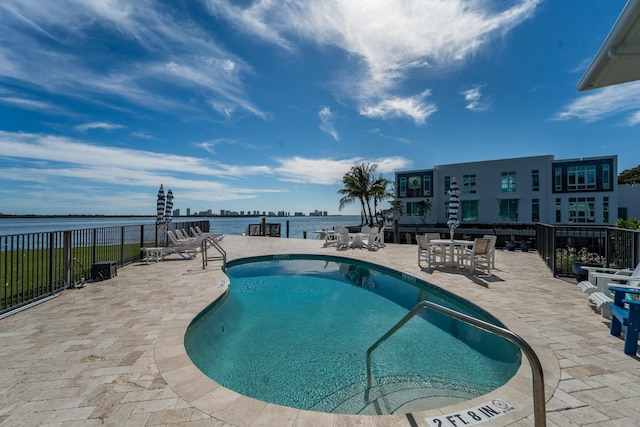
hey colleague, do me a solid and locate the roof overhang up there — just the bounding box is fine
[578,0,640,91]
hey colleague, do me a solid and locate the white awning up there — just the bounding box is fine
[578,0,640,91]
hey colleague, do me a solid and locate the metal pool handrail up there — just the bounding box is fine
[365,300,546,427]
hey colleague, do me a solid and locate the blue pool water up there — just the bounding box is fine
[185,255,521,415]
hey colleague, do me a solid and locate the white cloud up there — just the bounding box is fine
[75,122,125,132]
[273,155,411,185]
[0,96,65,114]
[359,91,437,125]
[625,111,640,127]
[318,107,339,140]
[554,82,640,123]
[207,0,540,123]
[461,84,490,112]
[0,0,263,120]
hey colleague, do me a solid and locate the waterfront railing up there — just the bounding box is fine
[0,220,209,317]
[535,224,640,278]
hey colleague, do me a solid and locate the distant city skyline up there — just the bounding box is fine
[1,1,638,216]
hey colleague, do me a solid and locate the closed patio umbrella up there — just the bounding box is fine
[164,189,174,224]
[156,184,166,225]
[447,177,460,240]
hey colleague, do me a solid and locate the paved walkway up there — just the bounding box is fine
[1,235,639,426]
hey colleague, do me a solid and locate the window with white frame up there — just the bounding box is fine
[462,174,476,194]
[567,165,596,191]
[501,171,516,192]
[555,167,562,191]
[423,175,432,196]
[603,164,610,190]
[444,176,451,194]
[499,199,518,221]
[532,199,540,222]
[461,200,478,222]
[568,197,595,223]
[531,170,539,191]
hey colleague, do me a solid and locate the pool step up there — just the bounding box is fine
[309,375,486,415]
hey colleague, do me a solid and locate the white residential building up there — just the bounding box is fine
[395,155,618,226]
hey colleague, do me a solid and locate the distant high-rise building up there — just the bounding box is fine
[186,208,191,216]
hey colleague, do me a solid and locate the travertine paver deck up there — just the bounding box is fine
[1,235,639,426]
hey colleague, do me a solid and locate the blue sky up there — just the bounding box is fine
[1,0,638,216]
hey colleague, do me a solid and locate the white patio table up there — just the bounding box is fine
[430,239,474,268]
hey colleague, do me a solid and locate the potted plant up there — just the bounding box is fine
[570,247,605,282]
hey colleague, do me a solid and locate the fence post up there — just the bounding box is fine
[93,228,98,264]
[63,231,72,289]
[48,232,55,293]
[120,227,125,266]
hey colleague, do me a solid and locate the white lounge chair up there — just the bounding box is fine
[194,226,225,242]
[587,267,640,316]
[458,238,492,274]
[165,231,203,259]
[578,262,640,294]
[323,229,338,247]
[372,226,386,249]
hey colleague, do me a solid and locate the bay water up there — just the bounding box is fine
[0,216,362,239]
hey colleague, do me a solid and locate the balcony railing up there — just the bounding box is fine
[0,220,209,317]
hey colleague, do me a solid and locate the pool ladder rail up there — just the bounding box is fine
[366,300,546,427]
[201,237,227,270]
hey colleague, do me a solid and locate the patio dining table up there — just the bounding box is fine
[430,239,475,268]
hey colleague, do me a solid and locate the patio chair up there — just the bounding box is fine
[607,285,640,355]
[458,238,492,274]
[362,230,380,251]
[373,226,386,248]
[483,234,498,269]
[418,234,443,269]
[336,227,350,250]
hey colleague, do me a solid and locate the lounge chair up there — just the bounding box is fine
[587,271,640,316]
[165,231,203,259]
[194,226,225,242]
[578,262,640,294]
[323,229,338,247]
[458,238,492,274]
[373,226,386,248]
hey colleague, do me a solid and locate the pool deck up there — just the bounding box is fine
[1,235,639,426]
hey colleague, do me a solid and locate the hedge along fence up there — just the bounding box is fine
[0,220,209,317]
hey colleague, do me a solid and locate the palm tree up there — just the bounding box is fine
[338,163,387,226]
[371,175,393,225]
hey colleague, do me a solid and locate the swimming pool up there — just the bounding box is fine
[185,255,521,415]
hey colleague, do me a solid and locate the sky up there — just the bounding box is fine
[1,0,639,216]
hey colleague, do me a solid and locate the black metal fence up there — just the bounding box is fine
[0,220,209,317]
[535,224,640,279]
